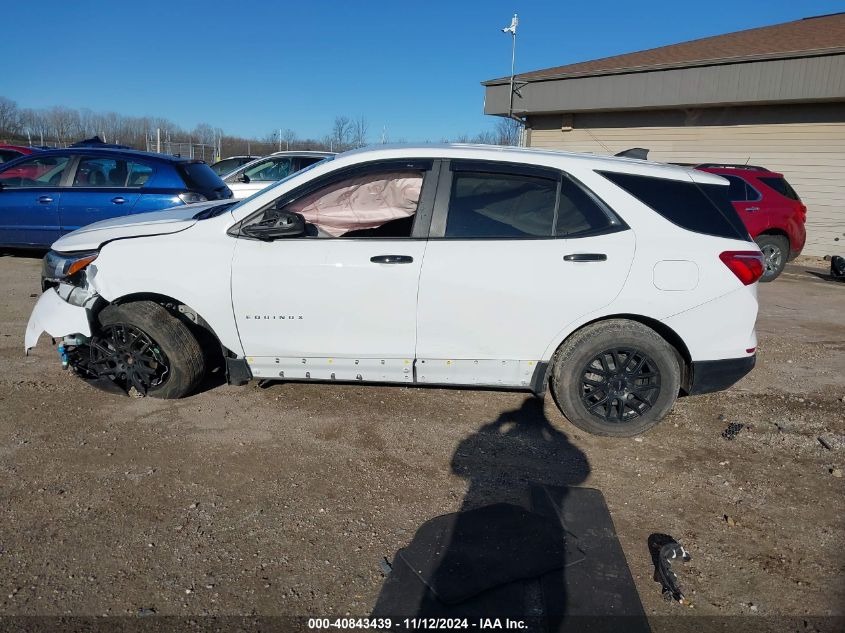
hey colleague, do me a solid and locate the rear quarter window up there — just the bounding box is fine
[758,176,800,201]
[599,171,750,241]
[178,162,226,191]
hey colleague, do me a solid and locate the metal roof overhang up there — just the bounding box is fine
[483,51,845,117]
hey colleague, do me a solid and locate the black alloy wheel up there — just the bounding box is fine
[580,348,662,422]
[88,323,170,395]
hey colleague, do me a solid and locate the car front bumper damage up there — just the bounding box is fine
[24,288,93,354]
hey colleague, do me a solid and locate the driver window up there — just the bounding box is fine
[243,157,293,182]
[0,155,71,188]
[284,169,424,238]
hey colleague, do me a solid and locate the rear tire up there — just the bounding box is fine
[550,319,681,437]
[96,301,205,399]
[755,234,788,282]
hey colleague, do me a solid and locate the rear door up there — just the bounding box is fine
[58,156,146,232]
[723,174,769,237]
[0,154,71,247]
[415,160,635,387]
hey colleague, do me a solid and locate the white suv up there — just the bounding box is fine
[25,145,763,436]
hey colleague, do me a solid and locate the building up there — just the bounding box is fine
[482,13,845,256]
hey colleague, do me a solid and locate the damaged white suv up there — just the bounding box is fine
[26,145,763,436]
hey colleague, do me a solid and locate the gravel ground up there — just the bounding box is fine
[0,253,843,628]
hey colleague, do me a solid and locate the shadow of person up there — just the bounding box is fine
[372,396,650,632]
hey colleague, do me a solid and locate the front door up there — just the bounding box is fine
[230,159,436,382]
[415,160,635,387]
[0,154,71,247]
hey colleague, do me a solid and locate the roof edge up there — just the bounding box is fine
[481,46,845,86]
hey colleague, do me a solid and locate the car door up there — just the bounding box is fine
[58,156,144,233]
[0,154,71,247]
[230,159,437,382]
[724,175,769,237]
[226,156,295,199]
[415,160,635,387]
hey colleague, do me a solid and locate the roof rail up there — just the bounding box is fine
[695,163,770,171]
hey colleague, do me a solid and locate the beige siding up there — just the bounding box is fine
[528,122,845,256]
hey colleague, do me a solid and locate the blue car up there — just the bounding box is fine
[0,148,232,248]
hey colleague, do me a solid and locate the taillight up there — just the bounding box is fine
[720,251,765,285]
[797,203,807,222]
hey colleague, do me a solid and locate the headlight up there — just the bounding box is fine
[42,250,98,287]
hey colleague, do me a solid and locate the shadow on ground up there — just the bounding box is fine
[372,397,650,632]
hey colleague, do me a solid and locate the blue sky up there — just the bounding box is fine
[4,0,840,142]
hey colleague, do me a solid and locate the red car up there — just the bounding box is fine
[695,164,806,281]
[0,144,37,164]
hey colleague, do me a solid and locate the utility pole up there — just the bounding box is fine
[278,128,282,152]
[156,128,161,153]
[501,13,525,147]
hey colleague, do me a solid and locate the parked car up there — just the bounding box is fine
[25,145,763,437]
[223,151,335,198]
[0,144,37,164]
[694,164,806,281]
[0,148,232,248]
[210,155,261,176]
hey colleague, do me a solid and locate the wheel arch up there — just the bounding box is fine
[104,292,232,357]
[757,228,790,247]
[535,313,693,396]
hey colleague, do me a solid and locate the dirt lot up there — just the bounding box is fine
[1,253,843,629]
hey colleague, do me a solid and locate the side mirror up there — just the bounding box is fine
[238,173,251,183]
[241,211,305,240]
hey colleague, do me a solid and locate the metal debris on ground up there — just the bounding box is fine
[818,436,833,451]
[648,533,692,604]
[721,422,745,440]
[379,556,392,575]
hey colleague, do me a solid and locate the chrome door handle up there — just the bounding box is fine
[563,253,607,262]
[745,206,760,212]
[370,255,413,264]
[111,196,126,204]
[37,196,53,204]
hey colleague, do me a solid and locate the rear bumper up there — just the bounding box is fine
[687,355,756,395]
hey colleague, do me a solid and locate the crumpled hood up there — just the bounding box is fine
[51,201,223,252]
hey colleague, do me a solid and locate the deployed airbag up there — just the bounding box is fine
[288,171,421,236]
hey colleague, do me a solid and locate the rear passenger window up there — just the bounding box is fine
[723,175,760,202]
[445,171,556,238]
[556,176,622,237]
[73,157,153,188]
[599,171,749,241]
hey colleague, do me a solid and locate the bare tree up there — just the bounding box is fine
[45,106,80,144]
[495,117,523,146]
[331,116,352,151]
[0,97,21,137]
[351,115,368,148]
[282,128,297,151]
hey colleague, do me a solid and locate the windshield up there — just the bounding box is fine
[228,156,334,213]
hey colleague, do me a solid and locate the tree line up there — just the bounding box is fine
[0,96,522,160]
